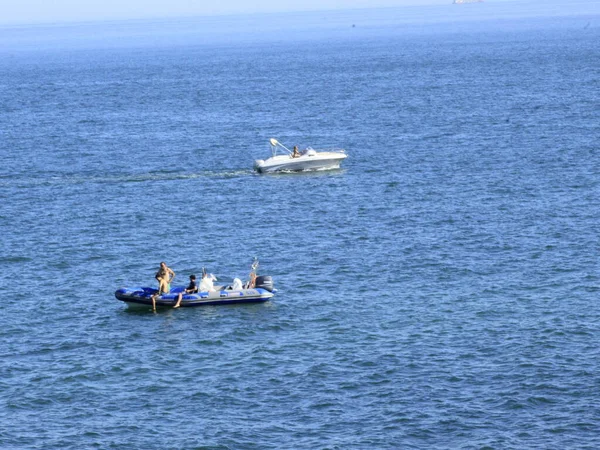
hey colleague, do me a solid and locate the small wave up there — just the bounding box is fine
[527,396,555,405]
[3,256,32,263]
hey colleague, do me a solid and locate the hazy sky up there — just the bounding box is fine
[1,0,470,24]
[3,0,595,25]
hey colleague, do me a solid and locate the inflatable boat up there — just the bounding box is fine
[115,255,276,310]
[115,275,275,309]
[116,258,275,309]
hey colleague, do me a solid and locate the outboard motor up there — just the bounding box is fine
[254,275,274,292]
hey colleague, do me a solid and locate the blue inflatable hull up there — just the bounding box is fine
[115,285,274,308]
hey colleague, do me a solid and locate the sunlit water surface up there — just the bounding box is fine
[1,5,599,448]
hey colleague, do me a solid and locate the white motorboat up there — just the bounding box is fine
[254,138,347,173]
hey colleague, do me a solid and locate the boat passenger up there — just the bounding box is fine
[155,262,175,294]
[292,145,301,158]
[244,271,257,289]
[173,274,198,309]
[151,262,175,311]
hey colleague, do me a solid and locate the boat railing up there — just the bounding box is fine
[269,138,292,157]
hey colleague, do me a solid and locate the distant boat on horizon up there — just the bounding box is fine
[453,0,484,4]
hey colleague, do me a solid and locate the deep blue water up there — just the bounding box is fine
[1,5,599,449]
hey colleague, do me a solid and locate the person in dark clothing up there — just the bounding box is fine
[173,274,198,308]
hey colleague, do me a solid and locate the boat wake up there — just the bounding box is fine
[0,169,255,188]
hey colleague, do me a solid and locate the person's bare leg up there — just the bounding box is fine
[174,292,182,308]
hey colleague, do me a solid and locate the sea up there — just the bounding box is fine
[1,1,599,448]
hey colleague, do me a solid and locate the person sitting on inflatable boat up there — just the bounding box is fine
[173,274,198,309]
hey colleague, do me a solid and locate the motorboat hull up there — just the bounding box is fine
[255,151,347,173]
[115,286,274,308]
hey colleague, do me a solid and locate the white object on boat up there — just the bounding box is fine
[232,278,243,290]
[199,275,215,292]
[254,138,347,173]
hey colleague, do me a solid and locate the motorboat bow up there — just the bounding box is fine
[254,138,347,173]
